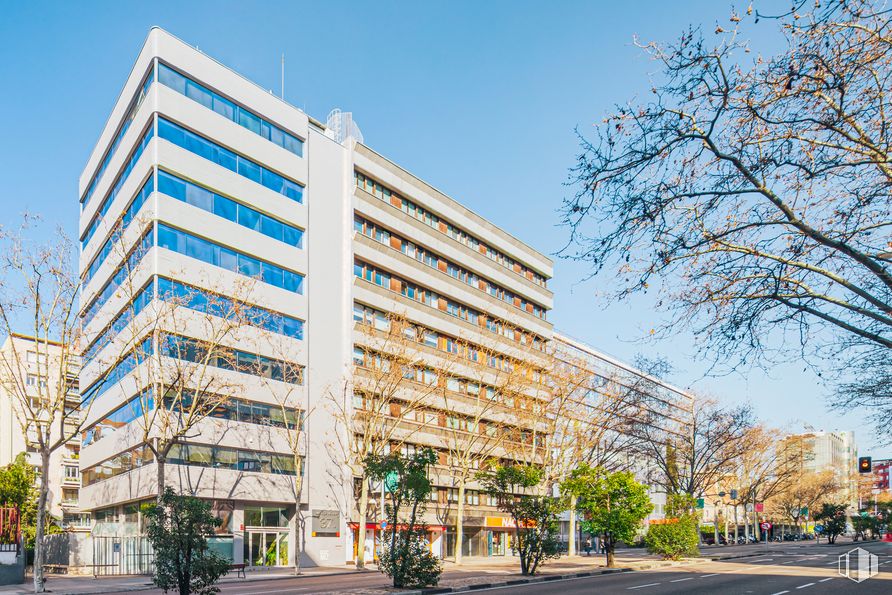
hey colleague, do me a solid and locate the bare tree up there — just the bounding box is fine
[437,332,551,565]
[256,335,309,575]
[561,0,892,413]
[633,395,754,498]
[332,310,449,569]
[0,218,129,592]
[543,346,641,556]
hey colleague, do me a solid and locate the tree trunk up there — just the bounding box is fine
[455,483,465,565]
[293,470,304,575]
[606,539,615,568]
[156,446,167,503]
[356,476,369,569]
[33,449,50,593]
[568,495,577,556]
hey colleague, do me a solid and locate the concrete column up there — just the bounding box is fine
[232,506,244,564]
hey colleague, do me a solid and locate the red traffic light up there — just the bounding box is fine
[858,457,872,473]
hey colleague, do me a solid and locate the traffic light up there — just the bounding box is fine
[859,457,872,473]
[730,489,738,500]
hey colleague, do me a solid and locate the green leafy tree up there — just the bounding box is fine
[477,464,562,576]
[365,449,442,588]
[645,494,700,560]
[814,503,848,544]
[563,465,653,567]
[144,489,230,595]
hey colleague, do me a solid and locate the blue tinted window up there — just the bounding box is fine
[157,118,303,202]
[284,226,303,248]
[238,206,260,230]
[185,183,213,211]
[158,64,185,94]
[214,194,237,221]
[157,63,304,157]
[238,159,262,183]
[156,224,303,294]
[185,79,213,110]
[261,217,283,241]
[239,110,262,135]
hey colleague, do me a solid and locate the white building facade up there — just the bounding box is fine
[77,28,556,568]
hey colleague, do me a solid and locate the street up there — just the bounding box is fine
[477,541,892,595]
[88,539,889,594]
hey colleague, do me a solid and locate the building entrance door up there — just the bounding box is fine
[245,531,289,566]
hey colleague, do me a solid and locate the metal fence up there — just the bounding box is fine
[91,536,154,576]
[0,508,20,553]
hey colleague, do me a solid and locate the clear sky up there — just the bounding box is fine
[0,1,886,456]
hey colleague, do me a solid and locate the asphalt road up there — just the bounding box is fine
[478,540,892,595]
[102,539,892,594]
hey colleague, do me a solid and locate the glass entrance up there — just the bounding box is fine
[245,531,289,566]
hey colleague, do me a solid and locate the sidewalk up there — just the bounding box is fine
[0,565,360,595]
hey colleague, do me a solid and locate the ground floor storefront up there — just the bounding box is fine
[348,522,446,562]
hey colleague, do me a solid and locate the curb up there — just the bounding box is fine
[393,568,633,594]
[48,568,375,595]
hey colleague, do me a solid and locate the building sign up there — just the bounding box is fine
[484,516,538,529]
[312,510,340,537]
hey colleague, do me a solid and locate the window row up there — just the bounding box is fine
[82,445,154,487]
[82,329,302,408]
[159,170,304,248]
[158,118,303,202]
[157,277,304,339]
[82,387,302,448]
[82,443,299,487]
[82,282,153,367]
[355,216,546,319]
[157,223,304,294]
[354,260,477,325]
[83,125,154,248]
[353,261,542,351]
[82,69,154,208]
[83,275,303,373]
[80,337,152,406]
[354,171,548,288]
[166,443,300,475]
[82,230,152,327]
[352,348,543,412]
[353,302,534,375]
[84,176,154,286]
[161,334,303,385]
[158,63,304,157]
[81,388,153,446]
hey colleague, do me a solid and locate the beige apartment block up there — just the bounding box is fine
[0,335,89,531]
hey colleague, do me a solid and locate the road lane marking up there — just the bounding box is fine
[700,573,720,578]
[796,583,815,589]
[819,578,834,582]
[670,577,693,582]
[752,558,774,562]
[627,583,661,590]
[770,591,789,595]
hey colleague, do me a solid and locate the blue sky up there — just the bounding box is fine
[0,1,886,455]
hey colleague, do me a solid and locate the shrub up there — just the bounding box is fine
[645,519,700,560]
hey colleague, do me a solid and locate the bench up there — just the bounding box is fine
[43,564,69,575]
[228,563,246,578]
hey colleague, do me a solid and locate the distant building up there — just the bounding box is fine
[780,430,857,509]
[0,335,90,532]
[869,458,890,495]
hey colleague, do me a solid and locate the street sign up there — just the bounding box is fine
[755,503,764,512]
[814,524,824,533]
[760,522,772,530]
[384,471,399,493]
[696,498,704,509]
[380,521,388,530]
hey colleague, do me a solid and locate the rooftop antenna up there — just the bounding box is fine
[281,53,285,100]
